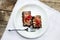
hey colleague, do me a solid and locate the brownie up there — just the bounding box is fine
[32,15,42,29]
[22,11,32,27]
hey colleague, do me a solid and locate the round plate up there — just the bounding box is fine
[13,4,48,38]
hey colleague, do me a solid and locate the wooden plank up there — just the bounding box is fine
[0,21,7,25]
[0,28,6,39]
[0,11,11,21]
[0,0,16,11]
[0,24,6,28]
[40,0,60,12]
[0,9,12,12]
[40,0,60,2]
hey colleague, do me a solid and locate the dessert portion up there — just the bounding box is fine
[22,11,42,29]
[32,15,42,29]
[22,11,32,27]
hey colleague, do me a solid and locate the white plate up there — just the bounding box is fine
[13,4,48,38]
